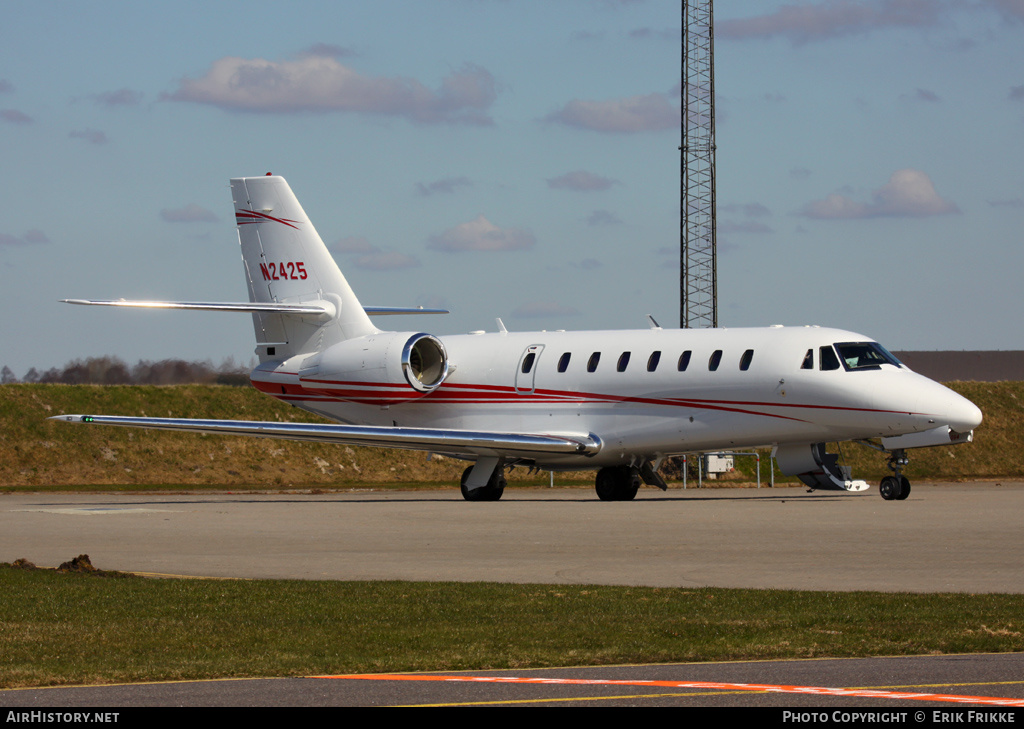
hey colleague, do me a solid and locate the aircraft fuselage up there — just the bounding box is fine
[250,325,980,469]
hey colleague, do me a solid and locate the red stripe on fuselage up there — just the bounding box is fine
[250,377,834,422]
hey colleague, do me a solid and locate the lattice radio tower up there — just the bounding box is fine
[680,0,717,329]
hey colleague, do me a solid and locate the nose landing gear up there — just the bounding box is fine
[879,449,911,500]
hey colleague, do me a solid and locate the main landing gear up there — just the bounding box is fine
[593,462,667,501]
[460,463,506,501]
[595,465,641,501]
[879,448,911,501]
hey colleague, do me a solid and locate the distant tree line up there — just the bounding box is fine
[1,356,252,386]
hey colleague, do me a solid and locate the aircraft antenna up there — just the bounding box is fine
[680,0,717,328]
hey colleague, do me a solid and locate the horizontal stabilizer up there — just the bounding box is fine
[61,300,447,316]
[49,415,602,458]
[363,306,449,316]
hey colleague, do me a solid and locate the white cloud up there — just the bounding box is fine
[719,0,944,45]
[545,93,679,133]
[92,89,143,107]
[985,0,1024,24]
[415,177,472,196]
[1,109,32,124]
[1,229,49,246]
[164,55,497,125]
[800,169,959,219]
[427,215,535,252]
[328,234,420,270]
[160,204,218,223]
[901,88,942,103]
[547,170,618,191]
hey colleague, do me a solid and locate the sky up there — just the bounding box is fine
[1,0,1022,377]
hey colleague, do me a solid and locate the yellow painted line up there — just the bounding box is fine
[854,681,1024,690]
[397,690,756,707]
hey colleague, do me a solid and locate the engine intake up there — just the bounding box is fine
[402,334,448,392]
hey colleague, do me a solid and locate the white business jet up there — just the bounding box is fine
[54,175,982,501]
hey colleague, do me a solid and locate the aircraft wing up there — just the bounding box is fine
[48,415,602,458]
[61,300,448,316]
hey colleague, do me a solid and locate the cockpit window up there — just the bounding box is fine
[801,349,813,370]
[834,342,903,371]
[820,345,841,371]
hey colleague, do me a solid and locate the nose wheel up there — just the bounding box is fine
[880,449,911,500]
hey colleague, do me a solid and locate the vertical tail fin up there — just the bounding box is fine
[231,175,376,361]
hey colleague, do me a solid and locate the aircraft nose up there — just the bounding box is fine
[946,393,983,434]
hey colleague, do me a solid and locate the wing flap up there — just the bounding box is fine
[49,415,602,457]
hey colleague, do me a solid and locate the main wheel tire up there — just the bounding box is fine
[595,466,640,501]
[460,465,505,501]
[879,476,898,500]
[595,467,617,501]
[896,475,911,500]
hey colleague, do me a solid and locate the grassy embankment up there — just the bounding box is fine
[1,381,1021,490]
[2,561,1023,689]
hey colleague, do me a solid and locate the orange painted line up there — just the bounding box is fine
[313,674,1024,706]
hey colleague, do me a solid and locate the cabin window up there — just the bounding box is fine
[677,351,692,372]
[820,345,841,371]
[801,349,813,369]
[521,352,536,374]
[587,352,601,373]
[557,352,571,373]
[739,349,754,371]
[617,352,631,372]
[647,351,661,372]
[709,350,722,371]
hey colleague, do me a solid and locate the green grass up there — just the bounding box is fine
[2,564,1022,689]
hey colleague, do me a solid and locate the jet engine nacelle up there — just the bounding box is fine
[300,331,449,403]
